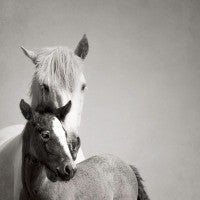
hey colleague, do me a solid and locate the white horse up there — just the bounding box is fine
[0,35,89,200]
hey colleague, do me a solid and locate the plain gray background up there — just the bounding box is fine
[0,0,200,199]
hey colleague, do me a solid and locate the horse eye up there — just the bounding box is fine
[40,130,50,141]
[81,84,86,91]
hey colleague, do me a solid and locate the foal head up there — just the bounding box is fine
[20,100,80,181]
[21,35,89,137]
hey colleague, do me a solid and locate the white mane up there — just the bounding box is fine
[30,47,83,97]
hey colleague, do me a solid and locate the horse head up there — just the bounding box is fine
[20,99,80,181]
[21,35,89,143]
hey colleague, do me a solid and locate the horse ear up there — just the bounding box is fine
[55,101,72,121]
[74,34,89,59]
[20,99,33,120]
[20,46,37,64]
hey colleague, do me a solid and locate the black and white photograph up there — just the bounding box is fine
[0,0,199,199]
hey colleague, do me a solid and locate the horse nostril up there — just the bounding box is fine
[64,165,71,176]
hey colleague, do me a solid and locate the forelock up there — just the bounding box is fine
[34,102,56,115]
[30,46,83,97]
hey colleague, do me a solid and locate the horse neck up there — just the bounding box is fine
[21,123,46,198]
[22,123,33,157]
[22,158,45,199]
[21,123,35,194]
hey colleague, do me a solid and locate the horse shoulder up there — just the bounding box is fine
[0,125,24,200]
[0,124,24,148]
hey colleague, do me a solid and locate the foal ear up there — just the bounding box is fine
[20,99,33,120]
[55,101,72,121]
[74,34,89,59]
[20,46,37,64]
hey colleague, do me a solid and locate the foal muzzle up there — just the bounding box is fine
[56,163,77,181]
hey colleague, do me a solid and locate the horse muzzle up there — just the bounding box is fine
[56,163,77,181]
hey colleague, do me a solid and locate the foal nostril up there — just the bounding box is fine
[64,165,71,176]
[64,165,76,179]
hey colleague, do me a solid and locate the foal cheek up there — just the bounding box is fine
[44,143,63,164]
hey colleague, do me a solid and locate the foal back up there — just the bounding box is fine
[27,154,138,200]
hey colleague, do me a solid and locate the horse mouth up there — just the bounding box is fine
[45,166,73,181]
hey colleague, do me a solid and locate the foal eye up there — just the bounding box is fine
[81,84,87,91]
[40,130,50,141]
